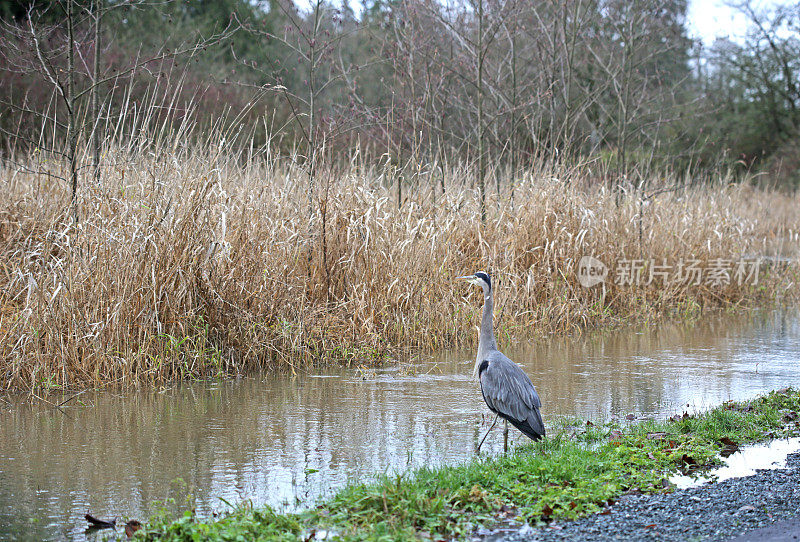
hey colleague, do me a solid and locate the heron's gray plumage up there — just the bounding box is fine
[461,271,545,442]
[479,351,545,439]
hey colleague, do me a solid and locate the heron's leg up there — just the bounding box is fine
[503,420,509,454]
[476,413,499,454]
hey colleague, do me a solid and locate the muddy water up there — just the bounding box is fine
[2,310,800,541]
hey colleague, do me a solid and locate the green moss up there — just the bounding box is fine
[141,388,800,541]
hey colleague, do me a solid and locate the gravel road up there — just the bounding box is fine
[483,449,800,542]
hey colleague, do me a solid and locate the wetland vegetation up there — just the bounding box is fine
[2,1,800,539]
[2,147,799,392]
[1,0,800,393]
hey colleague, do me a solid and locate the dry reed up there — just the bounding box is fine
[1,136,799,392]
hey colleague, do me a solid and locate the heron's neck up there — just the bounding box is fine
[474,290,497,378]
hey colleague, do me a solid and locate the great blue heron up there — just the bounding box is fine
[459,272,545,452]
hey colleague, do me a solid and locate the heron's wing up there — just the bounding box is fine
[479,351,543,432]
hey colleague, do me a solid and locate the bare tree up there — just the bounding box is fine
[0,0,236,222]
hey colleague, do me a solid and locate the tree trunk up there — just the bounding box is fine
[67,0,78,223]
[477,0,486,223]
[91,0,103,185]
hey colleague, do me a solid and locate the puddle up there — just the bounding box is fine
[671,437,800,489]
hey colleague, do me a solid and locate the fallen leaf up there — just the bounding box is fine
[499,504,515,514]
[720,438,740,457]
[125,520,142,538]
[469,484,487,501]
[586,420,594,427]
[625,414,636,421]
[542,504,554,517]
[645,524,657,529]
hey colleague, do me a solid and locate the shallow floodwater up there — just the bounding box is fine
[2,310,800,541]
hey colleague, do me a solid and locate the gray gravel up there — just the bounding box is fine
[485,451,800,542]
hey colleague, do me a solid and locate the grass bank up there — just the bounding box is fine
[1,140,799,391]
[138,388,800,541]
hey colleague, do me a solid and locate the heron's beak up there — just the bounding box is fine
[457,275,478,286]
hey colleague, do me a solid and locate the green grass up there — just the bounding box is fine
[145,505,302,541]
[140,388,800,541]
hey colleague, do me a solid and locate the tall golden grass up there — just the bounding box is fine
[1,136,798,391]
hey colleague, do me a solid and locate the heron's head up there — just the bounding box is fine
[458,272,492,294]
